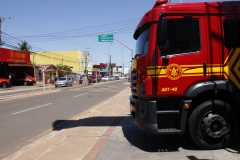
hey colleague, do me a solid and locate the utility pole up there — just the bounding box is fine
[109,55,112,76]
[0,17,10,46]
[108,42,110,76]
[84,53,88,75]
[83,47,91,76]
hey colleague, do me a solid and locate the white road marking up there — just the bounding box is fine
[73,93,88,98]
[12,103,52,115]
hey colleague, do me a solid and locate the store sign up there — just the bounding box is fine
[110,63,116,67]
[0,48,30,63]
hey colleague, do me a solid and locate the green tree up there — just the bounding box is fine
[17,41,32,52]
[56,64,72,75]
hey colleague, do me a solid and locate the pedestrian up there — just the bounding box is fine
[54,75,58,82]
[51,74,55,84]
[8,73,12,87]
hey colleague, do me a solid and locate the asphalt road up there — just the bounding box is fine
[0,79,130,159]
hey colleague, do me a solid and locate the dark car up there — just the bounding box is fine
[89,76,101,83]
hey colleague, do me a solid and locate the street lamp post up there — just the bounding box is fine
[114,38,133,59]
[122,47,124,76]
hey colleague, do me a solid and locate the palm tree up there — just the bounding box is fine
[17,41,32,52]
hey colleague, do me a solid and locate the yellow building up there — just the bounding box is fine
[30,50,92,75]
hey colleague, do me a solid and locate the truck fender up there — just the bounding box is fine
[184,80,237,98]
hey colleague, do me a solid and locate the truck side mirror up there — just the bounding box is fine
[157,14,167,47]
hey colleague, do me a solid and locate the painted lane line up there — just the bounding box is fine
[73,93,88,98]
[12,103,52,115]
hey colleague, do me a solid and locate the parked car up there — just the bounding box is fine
[109,76,115,81]
[89,76,101,83]
[55,77,73,87]
[101,76,109,82]
[114,76,119,80]
[119,76,125,80]
[0,78,10,88]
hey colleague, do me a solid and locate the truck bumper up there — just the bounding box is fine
[129,95,158,134]
[130,95,191,135]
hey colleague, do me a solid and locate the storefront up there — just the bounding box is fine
[0,48,35,85]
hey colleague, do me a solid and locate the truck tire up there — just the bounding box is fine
[188,100,238,149]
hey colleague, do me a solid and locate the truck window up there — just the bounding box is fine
[135,28,150,56]
[224,20,240,48]
[166,20,200,55]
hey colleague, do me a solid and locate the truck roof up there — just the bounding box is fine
[134,0,240,39]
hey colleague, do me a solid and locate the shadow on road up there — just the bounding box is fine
[52,115,240,154]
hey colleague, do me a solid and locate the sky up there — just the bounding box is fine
[0,0,232,68]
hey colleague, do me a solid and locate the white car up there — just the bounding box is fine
[109,76,115,81]
[55,77,73,87]
[101,76,109,81]
[119,76,125,80]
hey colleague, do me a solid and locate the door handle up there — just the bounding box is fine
[203,61,206,77]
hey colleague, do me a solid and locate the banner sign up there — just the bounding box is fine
[0,48,31,63]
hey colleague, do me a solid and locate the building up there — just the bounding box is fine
[30,50,93,77]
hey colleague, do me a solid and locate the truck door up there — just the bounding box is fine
[156,15,209,96]
[206,16,222,82]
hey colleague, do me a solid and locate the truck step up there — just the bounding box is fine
[157,128,184,134]
[156,110,179,115]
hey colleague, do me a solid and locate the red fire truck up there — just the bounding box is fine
[130,0,240,149]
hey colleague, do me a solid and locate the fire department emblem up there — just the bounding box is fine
[166,63,183,80]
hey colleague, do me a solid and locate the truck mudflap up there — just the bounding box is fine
[130,95,158,134]
[130,95,191,134]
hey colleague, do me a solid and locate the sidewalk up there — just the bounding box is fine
[3,88,131,160]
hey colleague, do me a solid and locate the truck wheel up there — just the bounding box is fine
[188,100,238,149]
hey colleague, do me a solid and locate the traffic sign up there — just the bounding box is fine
[98,34,114,42]
[41,66,46,72]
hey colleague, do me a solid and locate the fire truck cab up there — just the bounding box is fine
[130,0,240,149]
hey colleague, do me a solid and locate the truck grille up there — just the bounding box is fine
[131,70,137,95]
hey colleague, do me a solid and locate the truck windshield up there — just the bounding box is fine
[135,28,150,56]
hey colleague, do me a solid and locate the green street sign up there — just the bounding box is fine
[98,34,114,42]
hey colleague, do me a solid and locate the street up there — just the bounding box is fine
[1,80,240,160]
[0,80,129,159]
